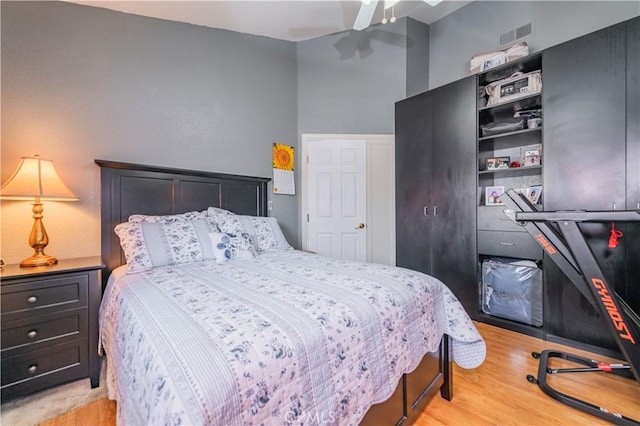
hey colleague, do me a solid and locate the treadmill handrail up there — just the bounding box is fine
[516,210,640,223]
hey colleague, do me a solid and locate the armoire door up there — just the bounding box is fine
[395,92,432,274]
[429,76,478,318]
[543,20,629,353]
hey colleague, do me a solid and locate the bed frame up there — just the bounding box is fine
[96,159,452,425]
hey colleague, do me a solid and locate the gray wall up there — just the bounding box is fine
[1,1,298,263]
[296,19,410,136]
[429,1,640,89]
[406,18,430,97]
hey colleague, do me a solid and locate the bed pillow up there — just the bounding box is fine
[114,218,220,273]
[242,216,292,252]
[128,210,210,224]
[207,206,233,218]
[209,232,257,263]
[208,208,291,252]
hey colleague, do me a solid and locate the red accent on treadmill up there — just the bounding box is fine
[608,222,623,249]
[597,362,613,372]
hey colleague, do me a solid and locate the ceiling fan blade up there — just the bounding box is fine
[353,0,379,31]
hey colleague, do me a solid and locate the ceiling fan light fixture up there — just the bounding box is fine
[424,0,444,6]
[361,0,371,4]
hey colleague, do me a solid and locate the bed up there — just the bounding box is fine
[96,159,486,425]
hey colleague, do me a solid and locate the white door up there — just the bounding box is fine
[307,139,367,261]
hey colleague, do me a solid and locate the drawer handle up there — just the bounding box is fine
[27,365,38,374]
[499,242,516,246]
[27,330,37,339]
[27,296,38,304]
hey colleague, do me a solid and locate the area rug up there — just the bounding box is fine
[0,361,108,426]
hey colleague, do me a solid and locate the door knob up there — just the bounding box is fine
[355,223,366,229]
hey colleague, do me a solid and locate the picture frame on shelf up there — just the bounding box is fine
[486,156,510,170]
[526,185,542,204]
[523,148,541,166]
[485,186,505,206]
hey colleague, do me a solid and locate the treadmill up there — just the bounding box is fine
[499,189,640,426]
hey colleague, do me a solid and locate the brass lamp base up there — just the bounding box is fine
[20,253,58,267]
[19,200,59,268]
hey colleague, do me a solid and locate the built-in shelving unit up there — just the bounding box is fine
[476,53,545,337]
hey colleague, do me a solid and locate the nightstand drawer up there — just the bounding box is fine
[478,230,543,260]
[1,339,88,388]
[1,275,88,320]
[1,308,87,353]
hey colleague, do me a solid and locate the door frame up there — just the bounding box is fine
[300,133,396,265]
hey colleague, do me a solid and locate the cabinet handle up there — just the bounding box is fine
[433,206,439,216]
[423,206,429,217]
[27,296,38,304]
[612,202,617,211]
[27,330,37,339]
[636,202,639,210]
[499,242,516,246]
[27,365,38,374]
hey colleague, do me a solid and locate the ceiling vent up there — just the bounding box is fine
[499,22,533,46]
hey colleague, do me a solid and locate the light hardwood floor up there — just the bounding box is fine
[40,322,639,426]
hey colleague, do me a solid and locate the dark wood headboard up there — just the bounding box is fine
[96,159,270,282]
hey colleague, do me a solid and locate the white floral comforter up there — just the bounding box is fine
[99,250,485,425]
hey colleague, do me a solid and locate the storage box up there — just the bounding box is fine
[470,41,530,74]
[481,257,543,326]
[485,70,542,107]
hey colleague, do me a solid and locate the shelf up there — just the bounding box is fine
[478,53,543,86]
[479,127,541,142]
[478,92,542,113]
[479,165,542,175]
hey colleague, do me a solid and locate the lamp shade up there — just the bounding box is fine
[1,155,78,201]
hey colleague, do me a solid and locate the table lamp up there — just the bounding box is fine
[1,155,79,267]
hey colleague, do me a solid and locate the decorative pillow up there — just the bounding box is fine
[208,208,291,252]
[208,232,257,263]
[205,206,235,230]
[128,210,210,224]
[209,211,245,238]
[114,218,219,273]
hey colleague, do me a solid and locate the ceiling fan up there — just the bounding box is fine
[353,0,444,31]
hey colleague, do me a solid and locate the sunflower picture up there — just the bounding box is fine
[273,143,294,171]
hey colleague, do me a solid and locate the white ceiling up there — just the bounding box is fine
[67,1,472,42]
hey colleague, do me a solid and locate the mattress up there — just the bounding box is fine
[99,250,485,425]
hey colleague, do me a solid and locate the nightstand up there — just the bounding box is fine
[0,256,104,402]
